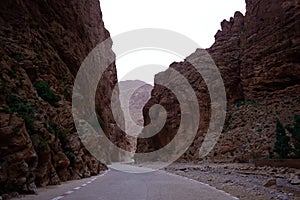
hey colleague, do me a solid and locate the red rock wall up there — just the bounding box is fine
[241,0,300,99]
[0,0,126,195]
[136,0,300,162]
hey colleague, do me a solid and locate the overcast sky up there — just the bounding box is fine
[100,0,246,82]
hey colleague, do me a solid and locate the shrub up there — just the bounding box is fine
[47,120,68,138]
[65,151,75,167]
[87,118,105,129]
[1,78,7,87]
[273,119,291,159]
[7,94,34,133]
[12,126,20,133]
[8,70,16,78]
[37,139,49,153]
[286,115,300,158]
[34,82,61,106]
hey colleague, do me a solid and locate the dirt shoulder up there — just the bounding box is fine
[164,162,300,200]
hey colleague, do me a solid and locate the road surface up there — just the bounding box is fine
[18,164,238,200]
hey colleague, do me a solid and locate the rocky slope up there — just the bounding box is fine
[136,0,300,162]
[0,0,127,196]
[166,163,300,200]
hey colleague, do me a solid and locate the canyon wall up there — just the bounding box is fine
[119,80,153,155]
[0,0,127,195]
[119,80,153,136]
[136,0,300,162]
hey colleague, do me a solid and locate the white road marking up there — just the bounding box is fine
[51,196,64,200]
[51,170,110,200]
[50,170,110,200]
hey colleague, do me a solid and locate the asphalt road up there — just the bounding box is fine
[18,164,238,200]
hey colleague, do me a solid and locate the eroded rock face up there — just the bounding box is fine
[119,80,153,136]
[136,0,300,162]
[0,0,124,195]
[118,80,153,156]
[0,113,37,194]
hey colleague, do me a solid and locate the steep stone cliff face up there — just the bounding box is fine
[118,80,153,155]
[136,0,300,162]
[0,0,125,195]
[119,80,153,136]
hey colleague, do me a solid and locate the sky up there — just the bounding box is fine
[100,0,246,82]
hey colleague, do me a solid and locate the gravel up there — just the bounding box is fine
[164,162,300,200]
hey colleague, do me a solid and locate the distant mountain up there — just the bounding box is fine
[118,80,153,136]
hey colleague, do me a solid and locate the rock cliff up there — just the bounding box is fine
[119,80,153,136]
[0,0,126,195]
[136,0,300,162]
[118,80,153,155]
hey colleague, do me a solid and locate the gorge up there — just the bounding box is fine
[0,0,299,199]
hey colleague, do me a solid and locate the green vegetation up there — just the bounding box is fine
[273,115,300,159]
[34,81,61,106]
[54,57,60,67]
[1,104,11,114]
[46,120,68,141]
[235,99,258,108]
[8,70,16,78]
[242,25,246,33]
[274,119,291,159]
[30,134,49,153]
[13,54,24,62]
[7,94,34,133]
[35,51,42,60]
[44,120,76,166]
[12,125,20,133]
[286,115,300,158]
[87,117,105,129]
[1,77,7,87]
[65,151,75,167]
[37,139,49,153]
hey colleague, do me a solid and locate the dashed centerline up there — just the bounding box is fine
[51,196,64,200]
[50,170,109,200]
